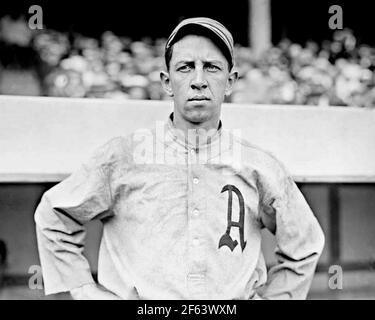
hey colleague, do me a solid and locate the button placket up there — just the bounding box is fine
[187,165,207,287]
[190,168,200,218]
[188,147,198,165]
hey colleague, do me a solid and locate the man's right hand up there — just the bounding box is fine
[70,283,121,300]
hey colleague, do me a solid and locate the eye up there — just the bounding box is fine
[177,64,192,73]
[206,64,221,72]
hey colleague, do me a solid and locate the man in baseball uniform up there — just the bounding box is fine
[35,17,325,300]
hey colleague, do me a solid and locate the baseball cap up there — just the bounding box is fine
[165,17,235,70]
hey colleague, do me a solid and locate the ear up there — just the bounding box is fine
[224,70,238,97]
[160,71,174,97]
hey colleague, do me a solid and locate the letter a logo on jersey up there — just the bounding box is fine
[218,184,246,252]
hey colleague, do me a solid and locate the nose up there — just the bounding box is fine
[191,68,207,90]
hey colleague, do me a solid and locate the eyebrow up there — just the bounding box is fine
[175,59,225,66]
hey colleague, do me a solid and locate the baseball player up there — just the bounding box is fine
[34,17,325,300]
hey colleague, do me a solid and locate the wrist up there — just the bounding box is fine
[70,283,96,299]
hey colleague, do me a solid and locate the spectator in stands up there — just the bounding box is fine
[0,14,43,96]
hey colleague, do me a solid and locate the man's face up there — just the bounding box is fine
[161,35,237,129]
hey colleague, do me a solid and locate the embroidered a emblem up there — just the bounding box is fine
[218,184,247,252]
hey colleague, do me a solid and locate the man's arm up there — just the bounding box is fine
[34,141,119,299]
[257,163,325,299]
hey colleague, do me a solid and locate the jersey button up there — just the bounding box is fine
[193,177,199,184]
[193,209,199,216]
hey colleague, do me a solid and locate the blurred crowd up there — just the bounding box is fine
[1,15,375,107]
[233,33,375,107]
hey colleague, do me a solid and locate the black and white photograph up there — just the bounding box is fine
[0,0,374,304]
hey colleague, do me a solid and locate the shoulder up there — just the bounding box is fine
[231,134,294,193]
[89,124,158,167]
[233,134,288,173]
[233,136,296,202]
[87,135,133,168]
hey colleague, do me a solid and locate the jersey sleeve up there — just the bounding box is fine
[34,139,119,295]
[257,157,325,299]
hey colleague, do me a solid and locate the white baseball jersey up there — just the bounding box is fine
[35,113,325,299]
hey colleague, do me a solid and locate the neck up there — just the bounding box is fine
[171,112,221,147]
[173,113,220,132]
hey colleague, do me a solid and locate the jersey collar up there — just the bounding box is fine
[165,113,223,152]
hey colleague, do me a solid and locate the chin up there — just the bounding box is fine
[185,110,210,124]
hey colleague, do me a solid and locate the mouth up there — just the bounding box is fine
[188,96,210,101]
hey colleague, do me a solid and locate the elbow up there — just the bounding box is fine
[34,192,52,228]
[314,223,326,258]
